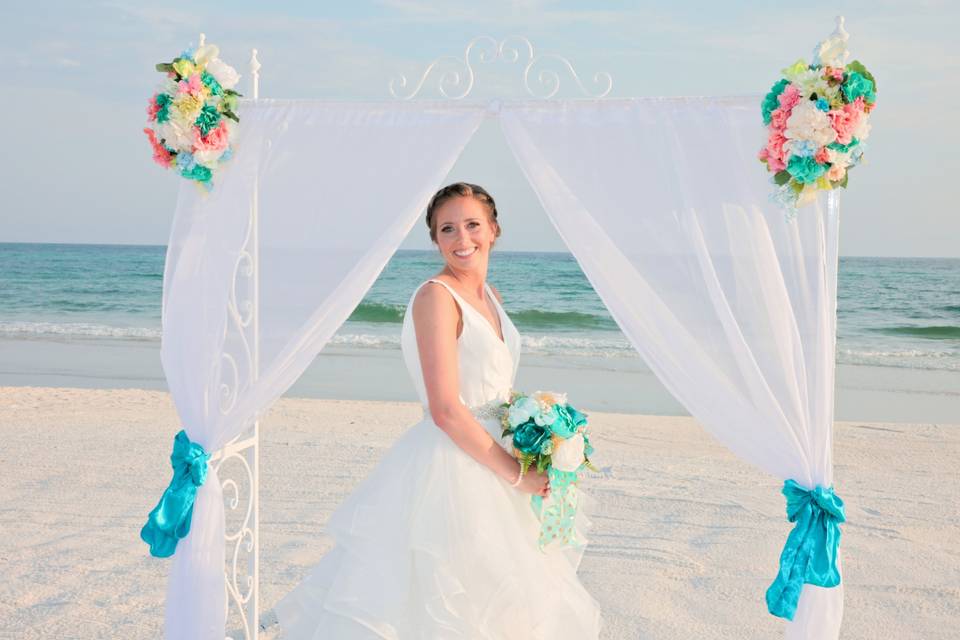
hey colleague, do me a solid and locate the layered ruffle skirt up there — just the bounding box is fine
[274,415,601,639]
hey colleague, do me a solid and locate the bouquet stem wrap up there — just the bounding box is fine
[531,467,580,550]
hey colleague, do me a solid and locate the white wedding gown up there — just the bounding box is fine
[274,279,602,639]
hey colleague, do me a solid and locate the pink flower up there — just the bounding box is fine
[769,107,790,131]
[827,164,846,181]
[815,146,830,164]
[193,120,230,152]
[146,94,160,121]
[178,73,203,96]
[144,128,173,167]
[763,132,788,172]
[778,84,802,112]
[829,98,865,145]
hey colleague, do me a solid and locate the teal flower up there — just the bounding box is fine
[827,137,859,153]
[512,422,550,455]
[195,104,221,136]
[842,72,876,104]
[201,71,223,96]
[762,78,790,126]
[786,155,827,184]
[155,93,172,123]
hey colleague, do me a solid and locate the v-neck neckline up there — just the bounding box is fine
[431,279,507,346]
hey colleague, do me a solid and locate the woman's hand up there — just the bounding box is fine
[515,465,550,498]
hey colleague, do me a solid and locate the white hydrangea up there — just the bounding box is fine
[784,100,836,148]
[156,119,194,153]
[853,116,872,142]
[826,148,852,170]
[193,147,226,169]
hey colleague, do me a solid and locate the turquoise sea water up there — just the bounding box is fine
[1,243,959,372]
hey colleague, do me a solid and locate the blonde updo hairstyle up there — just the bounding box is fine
[425,182,501,246]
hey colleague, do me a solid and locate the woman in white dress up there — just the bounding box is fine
[273,182,602,638]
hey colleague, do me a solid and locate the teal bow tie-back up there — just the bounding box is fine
[766,479,846,620]
[140,429,211,558]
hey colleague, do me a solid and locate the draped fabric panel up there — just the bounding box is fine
[498,97,842,639]
[159,100,487,639]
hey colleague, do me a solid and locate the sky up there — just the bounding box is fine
[0,0,957,257]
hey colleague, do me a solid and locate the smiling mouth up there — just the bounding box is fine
[453,247,477,258]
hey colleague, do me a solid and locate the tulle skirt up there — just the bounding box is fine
[274,415,602,639]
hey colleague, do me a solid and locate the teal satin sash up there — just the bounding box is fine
[140,429,210,558]
[766,479,846,620]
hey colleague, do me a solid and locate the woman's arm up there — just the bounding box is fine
[412,282,548,496]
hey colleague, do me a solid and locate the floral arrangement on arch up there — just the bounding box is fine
[759,18,876,210]
[143,43,241,190]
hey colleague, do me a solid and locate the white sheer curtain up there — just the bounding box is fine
[159,100,486,639]
[499,97,842,639]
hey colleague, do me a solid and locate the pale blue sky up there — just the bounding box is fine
[1,1,957,256]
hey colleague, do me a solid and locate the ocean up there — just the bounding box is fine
[1,243,958,421]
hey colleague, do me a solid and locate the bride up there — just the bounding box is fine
[272,182,602,638]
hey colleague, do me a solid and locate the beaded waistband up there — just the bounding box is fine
[469,399,505,421]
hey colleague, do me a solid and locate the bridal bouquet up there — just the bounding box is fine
[758,21,876,211]
[499,390,597,550]
[143,43,241,190]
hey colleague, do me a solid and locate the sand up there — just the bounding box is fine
[0,386,957,639]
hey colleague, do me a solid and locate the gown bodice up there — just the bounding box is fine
[401,278,522,414]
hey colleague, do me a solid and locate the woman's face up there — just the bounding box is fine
[433,196,499,273]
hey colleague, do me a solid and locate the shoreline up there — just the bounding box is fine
[1,386,957,639]
[2,336,959,423]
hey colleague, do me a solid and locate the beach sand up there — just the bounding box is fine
[0,386,957,639]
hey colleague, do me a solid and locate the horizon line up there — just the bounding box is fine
[1,240,958,261]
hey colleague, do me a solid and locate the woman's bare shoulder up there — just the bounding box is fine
[412,279,461,317]
[488,283,503,304]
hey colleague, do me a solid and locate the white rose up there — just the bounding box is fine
[784,101,836,148]
[551,432,585,472]
[206,57,240,90]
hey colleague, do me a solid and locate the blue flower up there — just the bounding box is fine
[508,396,541,429]
[815,98,830,112]
[176,152,196,172]
[789,139,819,158]
[534,403,558,427]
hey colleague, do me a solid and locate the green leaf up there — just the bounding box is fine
[846,60,877,92]
[223,109,240,123]
[583,458,599,473]
[773,170,792,186]
[155,62,175,73]
[536,454,552,473]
